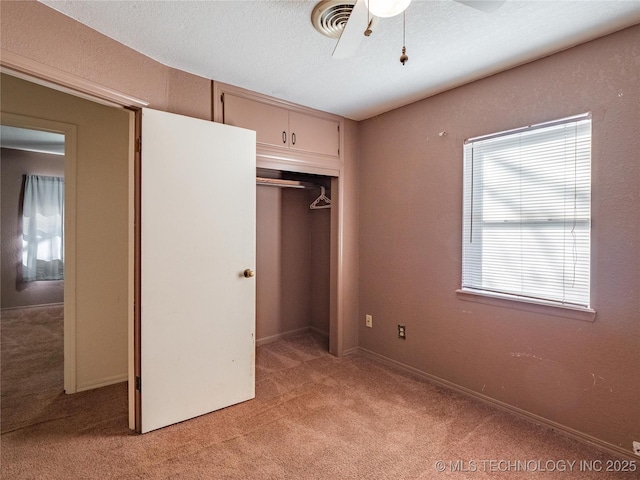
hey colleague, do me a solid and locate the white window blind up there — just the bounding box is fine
[462,114,592,308]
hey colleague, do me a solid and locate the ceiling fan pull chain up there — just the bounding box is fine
[400,46,408,65]
[365,0,373,37]
[400,10,409,65]
[364,18,374,37]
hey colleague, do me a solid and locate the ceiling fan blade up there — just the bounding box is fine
[455,0,505,13]
[333,0,370,59]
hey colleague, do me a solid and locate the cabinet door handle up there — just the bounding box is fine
[282,131,287,144]
[291,133,296,145]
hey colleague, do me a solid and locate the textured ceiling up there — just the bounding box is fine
[39,1,640,121]
[0,126,65,155]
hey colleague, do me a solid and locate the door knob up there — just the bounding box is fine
[243,269,255,278]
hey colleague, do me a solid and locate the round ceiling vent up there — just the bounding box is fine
[311,0,357,39]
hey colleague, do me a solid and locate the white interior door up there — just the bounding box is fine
[139,108,256,433]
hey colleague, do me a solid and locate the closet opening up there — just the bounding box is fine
[256,168,332,351]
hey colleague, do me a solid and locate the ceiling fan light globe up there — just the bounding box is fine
[365,0,412,18]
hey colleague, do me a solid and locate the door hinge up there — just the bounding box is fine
[135,137,141,153]
[135,376,141,391]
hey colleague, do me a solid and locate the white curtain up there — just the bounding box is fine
[22,174,65,282]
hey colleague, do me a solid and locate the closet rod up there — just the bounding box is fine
[256,177,315,189]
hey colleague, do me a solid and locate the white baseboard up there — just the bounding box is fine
[357,347,637,461]
[342,346,360,356]
[1,302,64,312]
[309,326,329,339]
[75,373,127,393]
[256,326,329,346]
[256,327,312,346]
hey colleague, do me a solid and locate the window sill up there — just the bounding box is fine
[455,289,596,322]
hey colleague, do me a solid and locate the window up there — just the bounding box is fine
[22,174,65,282]
[462,114,592,309]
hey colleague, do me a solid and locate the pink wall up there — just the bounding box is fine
[308,189,331,335]
[256,186,282,340]
[255,185,331,342]
[1,148,65,308]
[358,25,640,454]
[279,188,313,333]
[256,186,313,340]
[6,0,635,457]
[341,119,360,352]
[1,0,355,351]
[0,0,211,120]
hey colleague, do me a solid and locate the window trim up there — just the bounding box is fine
[464,112,591,144]
[460,113,593,313]
[455,288,596,322]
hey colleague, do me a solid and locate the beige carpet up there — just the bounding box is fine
[1,305,636,479]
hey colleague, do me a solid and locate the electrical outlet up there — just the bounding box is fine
[398,325,406,339]
[633,441,640,456]
[365,314,373,328]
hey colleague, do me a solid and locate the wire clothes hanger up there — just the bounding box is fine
[310,186,331,210]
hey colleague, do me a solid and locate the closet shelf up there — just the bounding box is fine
[256,177,313,189]
[256,177,332,209]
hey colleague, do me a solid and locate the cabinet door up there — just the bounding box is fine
[224,94,289,148]
[289,111,340,158]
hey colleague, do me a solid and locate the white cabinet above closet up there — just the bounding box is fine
[214,82,343,176]
[288,111,339,158]
[222,94,289,149]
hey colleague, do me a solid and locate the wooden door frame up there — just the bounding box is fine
[133,109,142,431]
